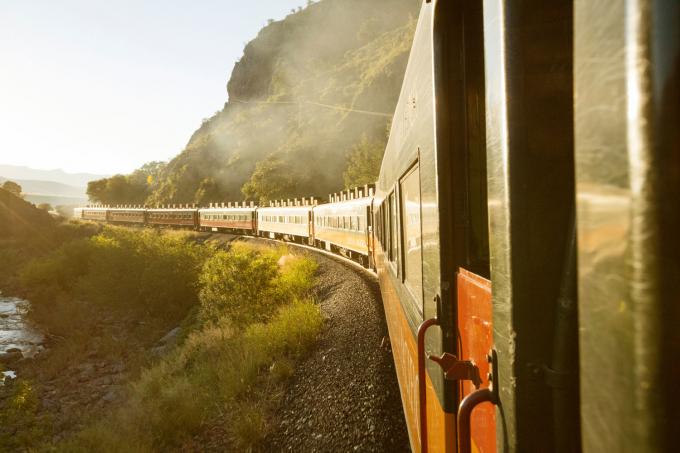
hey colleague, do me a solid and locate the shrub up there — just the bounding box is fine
[199,242,318,327]
[199,243,276,326]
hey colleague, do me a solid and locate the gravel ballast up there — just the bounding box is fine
[265,246,411,452]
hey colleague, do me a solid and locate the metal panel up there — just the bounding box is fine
[313,197,371,255]
[257,206,312,238]
[456,269,494,453]
[574,0,680,451]
[198,208,256,231]
[483,1,576,450]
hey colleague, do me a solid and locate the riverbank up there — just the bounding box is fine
[0,227,322,451]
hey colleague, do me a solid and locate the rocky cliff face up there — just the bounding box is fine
[149,0,420,203]
[93,0,420,206]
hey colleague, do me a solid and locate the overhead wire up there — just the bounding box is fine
[230,97,392,118]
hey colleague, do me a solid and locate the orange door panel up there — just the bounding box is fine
[457,268,495,453]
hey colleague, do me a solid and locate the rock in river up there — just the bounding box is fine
[0,351,23,364]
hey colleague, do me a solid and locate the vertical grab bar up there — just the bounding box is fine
[457,349,499,453]
[417,317,439,453]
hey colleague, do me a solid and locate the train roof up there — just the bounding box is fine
[147,208,198,212]
[313,196,373,211]
[198,206,257,213]
[257,205,313,213]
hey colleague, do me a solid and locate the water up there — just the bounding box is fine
[0,295,45,384]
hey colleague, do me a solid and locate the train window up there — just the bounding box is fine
[358,216,362,232]
[349,217,354,231]
[388,192,399,264]
[400,164,423,302]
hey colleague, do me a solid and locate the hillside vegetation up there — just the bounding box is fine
[88,0,419,206]
[0,187,98,290]
[3,230,321,451]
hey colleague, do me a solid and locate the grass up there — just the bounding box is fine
[61,300,323,452]
[31,239,323,452]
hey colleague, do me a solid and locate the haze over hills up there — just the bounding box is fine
[88,0,420,206]
[0,165,108,189]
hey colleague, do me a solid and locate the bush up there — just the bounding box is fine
[19,226,212,333]
[199,242,317,327]
[60,244,322,451]
[199,243,279,326]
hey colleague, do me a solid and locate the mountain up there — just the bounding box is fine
[0,177,86,198]
[88,0,420,206]
[0,165,108,189]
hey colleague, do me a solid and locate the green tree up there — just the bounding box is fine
[343,135,385,189]
[241,156,298,205]
[2,180,22,197]
[37,203,53,211]
[194,177,222,205]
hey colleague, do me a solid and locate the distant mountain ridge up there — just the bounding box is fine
[0,177,86,198]
[0,165,108,188]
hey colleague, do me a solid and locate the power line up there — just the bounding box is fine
[230,97,392,118]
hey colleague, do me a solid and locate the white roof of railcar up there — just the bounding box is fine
[258,205,313,214]
[313,196,373,212]
[198,206,257,213]
[147,208,197,212]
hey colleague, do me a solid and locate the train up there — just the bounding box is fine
[76,0,679,451]
[74,189,377,269]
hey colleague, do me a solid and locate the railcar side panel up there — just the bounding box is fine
[374,2,454,451]
[81,208,108,221]
[147,210,198,227]
[257,207,312,239]
[313,198,371,256]
[108,209,146,224]
[198,208,256,232]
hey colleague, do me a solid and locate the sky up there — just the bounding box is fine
[0,0,307,175]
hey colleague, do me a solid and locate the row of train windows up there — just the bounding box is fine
[376,164,423,306]
[262,215,306,224]
[151,214,193,220]
[202,214,249,221]
[315,215,363,232]
[112,213,141,217]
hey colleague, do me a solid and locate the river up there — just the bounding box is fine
[0,295,44,384]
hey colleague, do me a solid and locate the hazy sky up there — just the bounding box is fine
[0,0,307,175]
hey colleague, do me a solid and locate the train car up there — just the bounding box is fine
[108,207,147,224]
[146,208,198,228]
[81,207,108,222]
[256,201,313,244]
[376,1,679,452]
[312,187,374,267]
[198,204,257,234]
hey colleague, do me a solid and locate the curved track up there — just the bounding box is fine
[235,237,409,452]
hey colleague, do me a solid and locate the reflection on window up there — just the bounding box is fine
[400,164,422,303]
[389,192,398,263]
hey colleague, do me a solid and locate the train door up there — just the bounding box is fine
[432,1,494,452]
[366,204,374,268]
